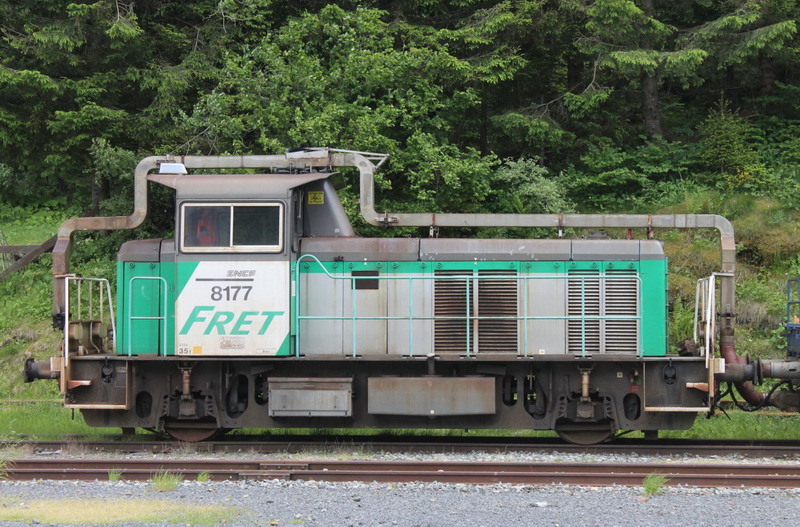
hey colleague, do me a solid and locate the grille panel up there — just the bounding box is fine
[568,271,601,355]
[568,269,639,355]
[477,270,518,353]
[434,269,519,354]
[434,270,470,354]
[604,271,638,354]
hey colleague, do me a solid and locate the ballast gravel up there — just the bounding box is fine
[4,447,800,525]
[28,443,800,466]
[1,478,799,527]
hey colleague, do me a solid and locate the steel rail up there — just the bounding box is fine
[7,438,800,458]
[4,459,800,488]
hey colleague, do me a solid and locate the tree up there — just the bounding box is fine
[579,0,796,137]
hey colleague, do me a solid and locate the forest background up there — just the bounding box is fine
[2,0,800,404]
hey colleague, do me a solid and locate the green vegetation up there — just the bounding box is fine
[2,0,800,442]
[149,470,183,492]
[642,473,669,497]
[0,402,117,438]
[196,471,212,483]
[0,498,237,525]
[107,469,123,482]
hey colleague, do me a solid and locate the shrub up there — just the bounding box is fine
[698,100,770,191]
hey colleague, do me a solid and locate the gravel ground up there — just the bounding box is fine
[3,447,799,526]
[1,479,799,527]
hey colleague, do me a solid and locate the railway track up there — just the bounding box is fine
[3,458,800,488]
[6,437,800,458]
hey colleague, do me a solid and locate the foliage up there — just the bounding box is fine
[107,469,123,482]
[2,2,800,443]
[562,137,699,208]
[698,101,770,191]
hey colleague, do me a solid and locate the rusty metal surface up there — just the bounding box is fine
[5,458,800,488]
[7,437,800,457]
[50,149,380,315]
[0,235,56,282]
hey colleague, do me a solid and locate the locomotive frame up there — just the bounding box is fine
[26,148,763,444]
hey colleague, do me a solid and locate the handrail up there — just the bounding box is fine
[293,254,642,357]
[694,272,734,369]
[62,276,116,377]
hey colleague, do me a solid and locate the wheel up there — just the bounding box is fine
[163,421,221,442]
[555,422,616,445]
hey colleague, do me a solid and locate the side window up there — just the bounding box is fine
[184,206,230,248]
[181,203,283,252]
[233,206,280,246]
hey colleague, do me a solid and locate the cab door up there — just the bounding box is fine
[174,202,291,356]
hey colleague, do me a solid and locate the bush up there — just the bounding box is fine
[698,100,770,192]
[561,137,699,209]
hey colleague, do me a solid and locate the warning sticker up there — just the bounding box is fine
[307,191,324,205]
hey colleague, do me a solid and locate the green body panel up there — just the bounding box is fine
[295,257,668,357]
[639,259,668,357]
[118,255,667,357]
[116,261,171,355]
[118,260,295,357]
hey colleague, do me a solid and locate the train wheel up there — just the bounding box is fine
[163,422,221,442]
[555,422,616,445]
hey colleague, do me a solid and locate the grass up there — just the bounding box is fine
[660,410,800,440]
[108,469,123,482]
[0,401,121,438]
[150,470,183,492]
[642,472,669,497]
[196,471,212,482]
[0,498,237,525]
[0,401,798,441]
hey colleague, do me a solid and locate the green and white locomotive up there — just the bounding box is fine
[29,148,796,444]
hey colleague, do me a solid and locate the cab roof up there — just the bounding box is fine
[147,172,333,199]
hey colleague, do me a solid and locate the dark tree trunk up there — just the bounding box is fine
[567,54,585,92]
[641,72,663,137]
[479,86,488,156]
[639,0,663,138]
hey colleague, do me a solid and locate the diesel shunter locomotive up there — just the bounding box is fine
[24,148,800,444]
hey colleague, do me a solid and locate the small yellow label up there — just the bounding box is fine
[192,346,203,354]
[307,191,324,205]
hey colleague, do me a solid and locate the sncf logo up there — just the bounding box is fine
[227,270,256,277]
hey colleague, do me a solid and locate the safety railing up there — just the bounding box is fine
[292,254,642,358]
[694,272,733,369]
[62,275,116,368]
[126,276,168,356]
[787,278,800,326]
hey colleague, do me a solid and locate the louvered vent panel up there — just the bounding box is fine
[434,270,471,354]
[604,271,639,354]
[568,271,601,354]
[477,270,518,353]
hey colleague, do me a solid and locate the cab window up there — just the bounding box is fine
[181,203,283,252]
